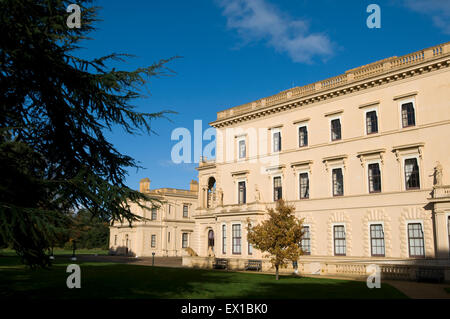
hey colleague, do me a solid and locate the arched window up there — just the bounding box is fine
[207,177,216,208]
[208,229,214,247]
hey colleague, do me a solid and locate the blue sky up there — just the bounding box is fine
[79,0,449,191]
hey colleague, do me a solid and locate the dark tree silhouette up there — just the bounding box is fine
[0,0,175,266]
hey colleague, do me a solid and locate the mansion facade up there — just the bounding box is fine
[109,178,198,257]
[111,42,450,279]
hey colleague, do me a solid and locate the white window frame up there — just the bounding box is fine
[182,232,189,248]
[297,169,310,200]
[368,221,385,257]
[236,178,247,204]
[406,219,425,258]
[271,128,282,153]
[221,223,227,255]
[247,221,253,255]
[237,136,246,160]
[364,107,379,135]
[151,234,156,248]
[329,115,342,142]
[330,164,344,197]
[301,223,311,255]
[366,159,383,193]
[182,204,189,218]
[231,222,242,255]
[332,222,346,256]
[398,97,416,129]
[402,155,421,191]
[446,212,450,254]
[297,123,309,148]
[272,174,283,202]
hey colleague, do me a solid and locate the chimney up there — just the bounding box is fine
[190,179,198,192]
[139,178,150,193]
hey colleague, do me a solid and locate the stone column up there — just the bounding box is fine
[434,210,449,258]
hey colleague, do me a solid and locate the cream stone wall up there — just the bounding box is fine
[192,42,450,265]
[109,179,198,257]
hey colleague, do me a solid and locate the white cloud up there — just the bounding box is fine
[216,0,333,63]
[404,0,450,34]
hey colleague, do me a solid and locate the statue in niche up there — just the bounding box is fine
[254,184,261,202]
[433,161,443,186]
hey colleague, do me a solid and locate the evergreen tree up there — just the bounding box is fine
[0,0,174,266]
[247,200,305,280]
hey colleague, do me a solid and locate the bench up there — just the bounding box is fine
[416,267,445,283]
[213,258,228,270]
[245,259,262,271]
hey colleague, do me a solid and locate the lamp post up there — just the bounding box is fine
[152,252,155,266]
[49,245,55,260]
[71,240,77,261]
[292,260,298,275]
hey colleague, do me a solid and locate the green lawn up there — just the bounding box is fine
[0,248,109,257]
[0,255,407,299]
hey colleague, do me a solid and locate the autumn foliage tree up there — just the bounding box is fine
[247,200,305,280]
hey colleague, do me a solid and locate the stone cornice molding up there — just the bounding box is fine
[231,170,250,177]
[357,148,386,166]
[358,101,380,109]
[392,142,425,161]
[323,155,348,171]
[324,109,344,117]
[211,42,450,128]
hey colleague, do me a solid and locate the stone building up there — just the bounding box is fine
[109,178,198,257]
[184,42,450,277]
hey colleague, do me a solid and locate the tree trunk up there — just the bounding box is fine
[275,265,279,280]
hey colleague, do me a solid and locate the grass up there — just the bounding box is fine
[0,255,408,299]
[0,248,109,257]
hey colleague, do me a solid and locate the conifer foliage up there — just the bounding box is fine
[247,200,305,280]
[0,0,174,266]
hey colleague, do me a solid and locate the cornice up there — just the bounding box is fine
[211,42,450,128]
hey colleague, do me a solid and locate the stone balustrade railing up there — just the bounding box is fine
[432,185,450,199]
[216,42,450,121]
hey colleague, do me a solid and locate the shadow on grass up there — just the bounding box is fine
[0,256,407,299]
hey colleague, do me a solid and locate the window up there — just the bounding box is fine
[368,163,381,193]
[331,118,341,141]
[408,223,425,257]
[301,226,311,255]
[366,110,378,134]
[114,235,117,246]
[332,168,344,196]
[272,130,281,152]
[298,126,308,147]
[273,176,282,201]
[222,224,226,254]
[151,208,157,220]
[183,205,188,218]
[238,181,246,204]
[182,233,188,248]
[401,102,415,127]
[448,217,450,257]
[151,235,156,248]
[248,224,253,255]
[370,224,385,257]
[333,225,346,256]
[238,139,246,159]
[299,173,309,199]
[405,158,420,190]
[168,232,170,243]
[232,224,241,254]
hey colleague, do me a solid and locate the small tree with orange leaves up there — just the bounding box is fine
[247,200,305,280]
